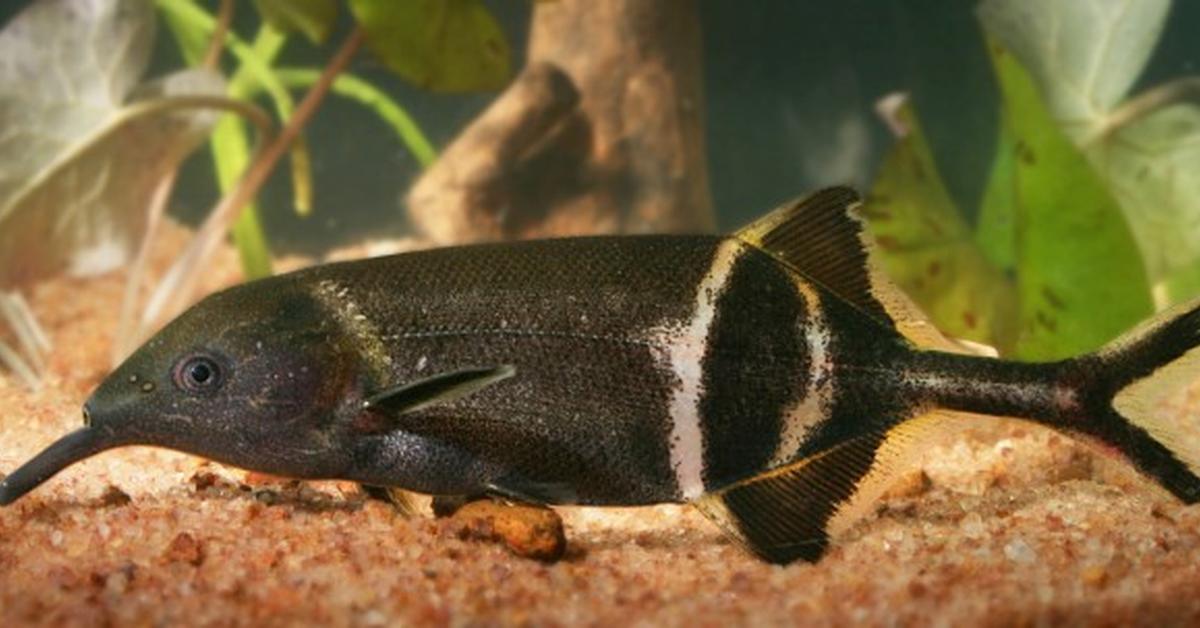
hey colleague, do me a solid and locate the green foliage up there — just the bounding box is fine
[978,0,1200,309]
[866,4,1166,360]
[976,0,1170,141]
[1,0,511,292]
[350,0,512,92]
[0,0,224,288]
[865,100,1017,351]
[253,0,338,44]
[160,1,288,279]
[157,0,510,278]
[985,42,1151,360]
[272,69,437,167]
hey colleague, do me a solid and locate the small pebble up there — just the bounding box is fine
[99,485,131,507]
[1004,538,1037,564]
[1081,565,1108,587]
[164,532,205,566]
[961,512,985,539]
[451,500,566,562]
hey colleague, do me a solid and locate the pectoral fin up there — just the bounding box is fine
[484,477,578,506]
[360,365,516,430]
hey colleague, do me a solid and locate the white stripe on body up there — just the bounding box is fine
[770,281,835,467]
[651,239,746,501]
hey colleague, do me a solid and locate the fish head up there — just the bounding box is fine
[0,276,369,505]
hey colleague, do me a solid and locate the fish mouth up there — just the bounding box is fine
[0,427,115,505]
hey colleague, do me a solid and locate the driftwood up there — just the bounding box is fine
[407,0,714,244]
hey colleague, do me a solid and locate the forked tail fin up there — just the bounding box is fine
[695,297,1200,565]
[1081,298,1200,503]
[702,185,1200,564]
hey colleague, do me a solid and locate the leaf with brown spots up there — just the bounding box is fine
[865,97,1017,352]
[984,40,1151,360]
[979,0,1200,307]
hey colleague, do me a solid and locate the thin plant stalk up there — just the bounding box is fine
[114,0,235,364]
[0,335,39,390]
[112,170,178,364]
[273,68,437,167]
[201,0,233,68]
[157,0,294,114]
[7,293,49,354]
[1084,77,1200,145]
[158,0,315,225]
[0,293,46,377]
[142,27,366,334]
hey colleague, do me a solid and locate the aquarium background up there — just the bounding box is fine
[2,0,1196,253]
[6,4,1200,624]
[1,0,1199,366]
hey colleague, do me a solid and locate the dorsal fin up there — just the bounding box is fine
[736,187,996,355]
[736,187,895,327]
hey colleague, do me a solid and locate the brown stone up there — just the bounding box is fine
[452,500,567,562]
[98,485,131,507]
[883,470,933,500]
[164,532,205,566]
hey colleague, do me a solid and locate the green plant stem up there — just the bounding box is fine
[156,0,294,116]
[157,0,319,277]
[214,31,277,278]
[142,27,367,334]
[272,68,437,167]
[158,0,312,205]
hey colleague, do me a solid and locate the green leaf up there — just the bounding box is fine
[978,0,1200,308]
[349,0,511,92]
[1162,263,1200,306]
[0,0,222,288]
[159,0,290,279]
[273,68,437,167]
[977,0,1170,140]
[1087,101,1200,306]
[253,0,338,45]
[987,42,1152,360]
[864,97,1017,352]
[975,120,1017,273]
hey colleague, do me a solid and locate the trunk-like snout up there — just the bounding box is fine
[0,427,115,505]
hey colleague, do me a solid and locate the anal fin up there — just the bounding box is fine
[694,411,962,564]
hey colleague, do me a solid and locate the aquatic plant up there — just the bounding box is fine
[0,0,254,386]
[140,0,506,344]
[866,0,1200,360]
[0,0,509,385]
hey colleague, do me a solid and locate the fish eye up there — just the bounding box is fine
[173,354,225,393]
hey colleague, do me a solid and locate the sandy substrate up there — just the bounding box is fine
[3,229,1200,626]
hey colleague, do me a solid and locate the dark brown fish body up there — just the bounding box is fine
[4,187,1200,565]
[302,235,725,503]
